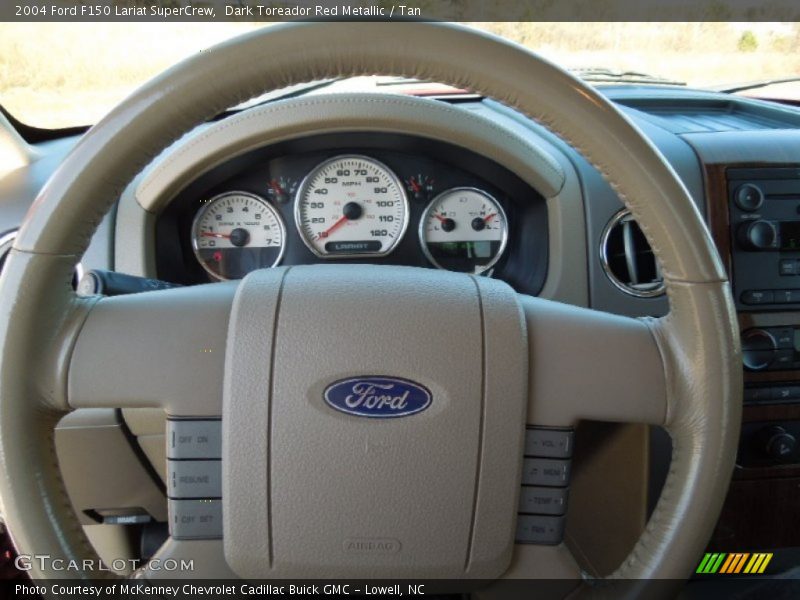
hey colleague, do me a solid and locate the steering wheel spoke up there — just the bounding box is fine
[67,282,237,416]
[521,296,668,428]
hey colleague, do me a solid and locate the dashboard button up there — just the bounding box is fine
[774,290,797,304]
[524,428,573,459]
[774,328,795,349]
[738,220,777,250]
[515,515,565,545]
[521,458,571,487]
[734,184,764,212]
[756,426,797,461]
[169,499,222,540]
[742,329,778,371]
[780,259,799,276]
[771,386,800,402]
[770,349,795,370]
[518,486,569,516]
[741,290,774,305]
[744,387,772,403]
[168,460,222,499]
[168,420,222,459]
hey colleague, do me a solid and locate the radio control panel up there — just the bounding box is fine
[728,167,800,310]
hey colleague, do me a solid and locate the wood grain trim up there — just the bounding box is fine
[704,164,733,277]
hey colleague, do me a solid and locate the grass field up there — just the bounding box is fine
[1,22,799,129]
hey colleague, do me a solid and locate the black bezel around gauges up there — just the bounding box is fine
[155,133,549,296]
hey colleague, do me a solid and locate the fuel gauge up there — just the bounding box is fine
[266,176,298,204]
[420,187,508,274]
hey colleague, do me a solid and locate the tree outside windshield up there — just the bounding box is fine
[2,22,800,129]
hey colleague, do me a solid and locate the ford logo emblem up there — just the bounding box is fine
[324,376,432,418]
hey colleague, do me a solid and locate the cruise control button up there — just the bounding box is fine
[741,290,773,305]
[168,420,222,459]
[169,499,222,539]
[518,486,569,516]
[521,458,570,487]
[168,460,221,498]
[524,428,574,459]
[515,515,565,545]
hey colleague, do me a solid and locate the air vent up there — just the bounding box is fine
[600,210,664,298]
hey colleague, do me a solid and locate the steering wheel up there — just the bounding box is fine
[0,22,740,590]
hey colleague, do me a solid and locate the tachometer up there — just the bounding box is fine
[295,155,409,258]
[420,187,509,274]
[192,191,286,280]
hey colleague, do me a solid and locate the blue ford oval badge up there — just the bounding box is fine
[324,376,432,418]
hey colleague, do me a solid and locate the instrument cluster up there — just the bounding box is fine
[156,133,548,295]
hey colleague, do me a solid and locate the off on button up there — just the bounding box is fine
[168,419,222,459]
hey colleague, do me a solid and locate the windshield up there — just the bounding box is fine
[2,22,800,129]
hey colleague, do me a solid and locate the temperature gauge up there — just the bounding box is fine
[420,187,508,274]
[405,174,435,202]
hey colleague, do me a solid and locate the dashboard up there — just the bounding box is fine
[155,133,549,295]
[4,82,800,575]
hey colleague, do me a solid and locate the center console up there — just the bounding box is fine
[706,163,800,550]
[729,167,800,311]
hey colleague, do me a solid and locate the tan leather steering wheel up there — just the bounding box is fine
[0,22,740,590]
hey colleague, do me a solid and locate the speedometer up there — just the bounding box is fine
[295,155,409,258]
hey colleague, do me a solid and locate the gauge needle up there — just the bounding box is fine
[433,213,448,223]
[201,232,231,239]
[317,214,349,239]
[484,213,497,223]
[270,180,284,194]
[409,177,421,193]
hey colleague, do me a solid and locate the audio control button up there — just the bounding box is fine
[780,260,799,276]
[770,385,800,402]
[741,290,774,305]
[771,349,795,369]
[744,387,771,403]
[774,328,795,348]
[742,329,778,371]
[772,290,800,304]
[734,184,765,212]
[739,220,777,251]
[756,426,797,461]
